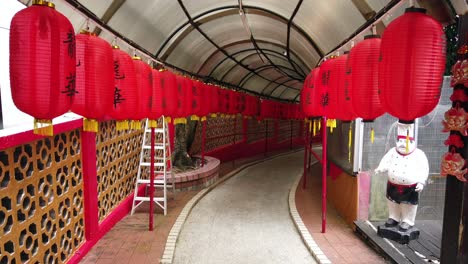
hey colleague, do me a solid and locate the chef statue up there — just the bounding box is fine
[375,121,429,243]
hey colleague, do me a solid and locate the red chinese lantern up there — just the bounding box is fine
[160,70,178,122]
[198,83,210,120]
[110,46,137,130]
[10,1,76,136]
[219,89,230,115]
[72,32,114,132]
[228,90,238,116]
[186,79,202,120]
[173,76,189,124]
[128,57,152,129]
[317,58,336,118]
[301,68,321,117]
[237,92,246,115]
[379,8,446,123]
[332,52,357,121]
[209,84,220,117]
[348,35,384,121]
[149,68,163,125]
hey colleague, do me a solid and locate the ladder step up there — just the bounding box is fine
[142,145,166,150]
[136,178,170,184]
[134,196,165,202]
[145,128,165,133]
[141,162,166,166]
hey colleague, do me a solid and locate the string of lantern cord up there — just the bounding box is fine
[60,0,292,101]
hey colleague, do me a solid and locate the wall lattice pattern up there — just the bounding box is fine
[96,121,143,222]
[0,130,84,264]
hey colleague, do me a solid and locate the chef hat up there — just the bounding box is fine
[397,120,415,140]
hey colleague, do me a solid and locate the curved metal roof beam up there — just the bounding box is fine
[155,5,322,60]
[260,75,291,94]
[238,65,301,90]
[219,51,302,82]
[207,48,306,78]
[200,39,311,78]
[267,79,300,97]
[176,0,303,94]
[286,0,305,76]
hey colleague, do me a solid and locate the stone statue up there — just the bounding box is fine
[375,121,429,243]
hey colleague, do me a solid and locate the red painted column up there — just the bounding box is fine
[201,120,206,167]
[81,130,99,240]
[321,117,327,233]
[302,120,309,189]
[264,120,268,156]
[149,127,155,231]
[168,120,175,152]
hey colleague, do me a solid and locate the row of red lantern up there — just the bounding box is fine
[9,2,302,135]
[260,100,303,120]
[301,7,445,124]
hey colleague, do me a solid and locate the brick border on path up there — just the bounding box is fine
[288,161,332,264]
[160,149,308,264]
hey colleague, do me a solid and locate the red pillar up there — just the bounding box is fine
[321,117,327,233]
[81,130,99,240]
[201,120,206,167]
[302,120,309,189]
[149,128,155,231]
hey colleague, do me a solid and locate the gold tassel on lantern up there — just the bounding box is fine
[191,115,200,121]
[148,119,157,128]
[370,127,375,143]
[116,120,129,131]
[34,119,53,136]
[348,125,352,162]
[201,116,207,122]
[164,117,172,124]
[211,113,217,118]
[83,118,99,132]
[313,119,316,136]
[174,118,187,125]
[406,129,409,153]
[130,120,142,130]
[318,118,321,131]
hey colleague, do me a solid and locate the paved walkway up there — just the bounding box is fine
[173,151,316,264]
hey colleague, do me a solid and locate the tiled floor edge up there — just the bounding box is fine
[288,161,332,264]
[160,149,302,264]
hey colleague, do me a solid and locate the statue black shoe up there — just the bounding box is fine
[398,221,411,231]
[385,218,399,227]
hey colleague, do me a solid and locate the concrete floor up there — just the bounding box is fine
[173,151,316,264]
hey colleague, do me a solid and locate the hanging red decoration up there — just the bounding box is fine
[228,90,238,116]
[379,8,446,123]
[10,1,76,135]
[451,59,468,88]
[441,149,467,182]
[109,47,137,130]
[127,56,152,129]
[301,68,321,117]
[209,84,220,117]
[149,68,163,126]
[198,83,210,121]
[442,106,468,136]
[330,53,356,121]
[173,76,189,124]
[348,35,384,121]
[160,70,178,123]
[72,31,114,132]
[186,79,202,120]
[237,92,246,115]
[219,89,230,115]
[317,58,336,118]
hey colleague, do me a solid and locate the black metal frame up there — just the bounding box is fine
[200,39,310,78]
[206,48,306,78]
[219,51,302,82]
